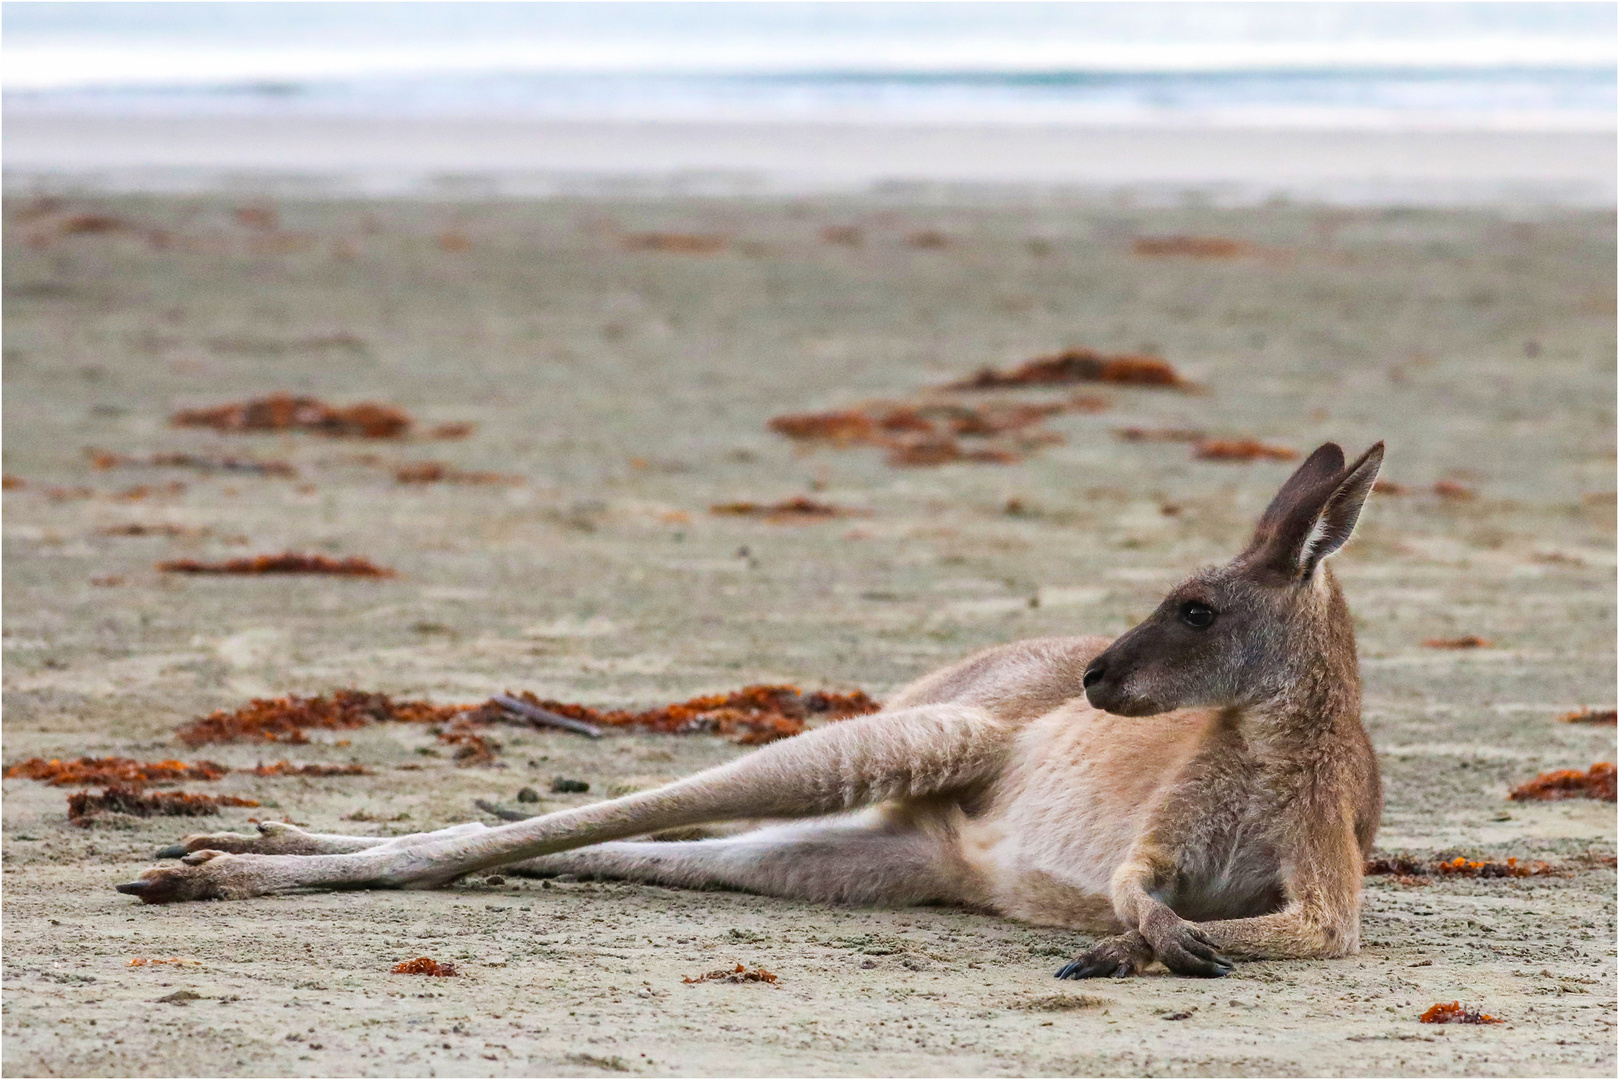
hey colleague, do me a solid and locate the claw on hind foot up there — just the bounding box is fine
[115,855,234,904]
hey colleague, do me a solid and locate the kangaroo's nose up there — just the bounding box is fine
[1082,663,1106,689]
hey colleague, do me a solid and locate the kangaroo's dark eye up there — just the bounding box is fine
[1180,601,1217,629]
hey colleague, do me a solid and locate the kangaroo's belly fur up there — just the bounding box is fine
[888,638,1290,932]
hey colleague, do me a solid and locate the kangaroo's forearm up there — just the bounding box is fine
[1191,904,1358,959]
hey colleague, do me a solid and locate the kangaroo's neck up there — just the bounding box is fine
[1248,566,1363,746]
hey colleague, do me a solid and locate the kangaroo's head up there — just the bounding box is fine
[1082,441,1383,717]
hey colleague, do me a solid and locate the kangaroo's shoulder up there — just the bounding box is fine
[887,635,1111,718]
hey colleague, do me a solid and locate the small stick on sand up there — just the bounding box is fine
[474,799,535,822]
[490,694,605,739]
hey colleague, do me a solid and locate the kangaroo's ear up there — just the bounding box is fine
[1245,442,1383,579]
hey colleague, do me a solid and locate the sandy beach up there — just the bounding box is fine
[5,115,1615,205]
[2,186,1614,1076]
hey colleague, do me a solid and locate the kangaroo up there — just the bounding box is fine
[120,441,1385,979]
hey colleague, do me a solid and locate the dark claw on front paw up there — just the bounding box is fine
[1055,935,1144,979]
[155,844,189,859]
[1157,930,1234,977]
[1055,957,1133,979]
[115,879,151,896]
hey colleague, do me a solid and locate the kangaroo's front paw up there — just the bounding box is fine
[1055,931,1154,979]
[155,821,315,859]
[1144,918,1233,978]
[117,851,263,904]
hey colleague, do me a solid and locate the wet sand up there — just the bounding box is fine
[6,115,1614,204]
[2,191,1615,1076]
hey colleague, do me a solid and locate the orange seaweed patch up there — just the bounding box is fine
[67,786,258,826]
[1423,635,1491,649]
[158,553,395,577]
[1433,480,1476,501]
[87,448,297,478]
[394,462,518,485]
[1132,235,1250,258]
[710,498,865,522]
[428,422,476,440]
[249,761,371,777]
[172,394,411,439]
[621,233,726,254]
[1559,708,1617,726]
[3,475,25,490]
[683,963,778,984]
[1420,1002,1503,1025]
[179,685,880,753]
[885,439,1020,468]
[1364,854,1559,880]
[769,409,879,445]
[499,685,881,746]
[128,957,201,967]
[113,482,188,502]
[60,213,131,235]
[946,349,1185,391]
[178,690,466,746]
[437,723,502,767]
[1067,394,1112,413]
[391,957,458,976]
[99,523,203,538]
[6,757,226,788]
[1193,439,1298,463]
[1508,762,1616,803]
[768,400,1074,468]
[1372,480,1411,495]
[820,225,864,246]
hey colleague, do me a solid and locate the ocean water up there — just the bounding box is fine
[5,1,1614,131]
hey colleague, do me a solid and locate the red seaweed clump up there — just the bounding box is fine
[177,690,467,746]
[7,757,227,788]
[172,395,411,439]
[1420,1002,1503,1025]
[1558,708,1616,726]
[497,685,881,745]
[1508,763,1616,803]
[710,498,866,522]
[683,963,778,984]
[944,349,1185,391]
[391,957,458,976]
[159,553,394,577]
[1364,854,1559,883]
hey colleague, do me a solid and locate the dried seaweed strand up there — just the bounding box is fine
[67,786,258,826]
[159,553,394,577]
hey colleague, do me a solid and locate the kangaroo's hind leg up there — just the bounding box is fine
[118,702,1010,903]
[508,810,976,907]
[153,820,493,859]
